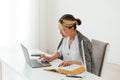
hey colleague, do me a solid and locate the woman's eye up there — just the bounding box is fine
[63,29,66,31]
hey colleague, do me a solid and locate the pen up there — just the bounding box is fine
[31,54,41,57]
[66,75,82,78]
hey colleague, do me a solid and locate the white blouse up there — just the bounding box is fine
[57,35,82,62]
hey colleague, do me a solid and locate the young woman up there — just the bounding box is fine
[40,14,95,73]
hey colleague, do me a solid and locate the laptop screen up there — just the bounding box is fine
[21,44,32,66]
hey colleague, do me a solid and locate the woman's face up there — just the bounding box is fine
[58,24,73,38]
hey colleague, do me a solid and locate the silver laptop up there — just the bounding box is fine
[20,44,51,68]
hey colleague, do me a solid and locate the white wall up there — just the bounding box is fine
[46,0,120,64]
[37,0,48,51]
[0,0,48,52]
[13,0,48,51]
[0,62,1,80]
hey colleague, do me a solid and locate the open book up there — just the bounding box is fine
[44,64,85,75]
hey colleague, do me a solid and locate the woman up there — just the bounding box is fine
[40,14,95,73]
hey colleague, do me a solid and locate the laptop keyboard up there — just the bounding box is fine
[31,59,51,68]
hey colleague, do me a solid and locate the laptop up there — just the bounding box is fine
[20,44,51,68]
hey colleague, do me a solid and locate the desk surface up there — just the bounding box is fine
[0,48,105,80]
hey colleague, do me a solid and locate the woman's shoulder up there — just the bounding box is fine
[77,31,90,42]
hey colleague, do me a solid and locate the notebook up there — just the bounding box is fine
[20,44,51,68]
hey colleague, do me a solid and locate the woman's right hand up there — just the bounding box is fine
[40,54,53,62]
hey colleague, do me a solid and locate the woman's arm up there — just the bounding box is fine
[40,52,60,62]
[50,52,60,61]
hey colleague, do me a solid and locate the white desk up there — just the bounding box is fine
[0,49,105,80]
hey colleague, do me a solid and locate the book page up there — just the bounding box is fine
[44,64,82,71]
[44,59,85,75]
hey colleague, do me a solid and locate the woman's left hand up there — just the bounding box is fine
[58,60,73,67]
[58,60,82,67]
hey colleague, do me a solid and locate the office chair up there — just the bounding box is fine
[91,39,109,76]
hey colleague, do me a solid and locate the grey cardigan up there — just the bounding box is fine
[57,31,95,74]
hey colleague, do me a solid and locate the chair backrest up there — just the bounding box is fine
[91,39,109,76]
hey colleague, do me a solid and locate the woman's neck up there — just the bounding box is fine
[69,30,78,40]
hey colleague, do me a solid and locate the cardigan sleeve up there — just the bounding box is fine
[57,38,64,60]
[83,39,95,73]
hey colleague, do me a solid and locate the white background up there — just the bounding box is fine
[0,0,120,65]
